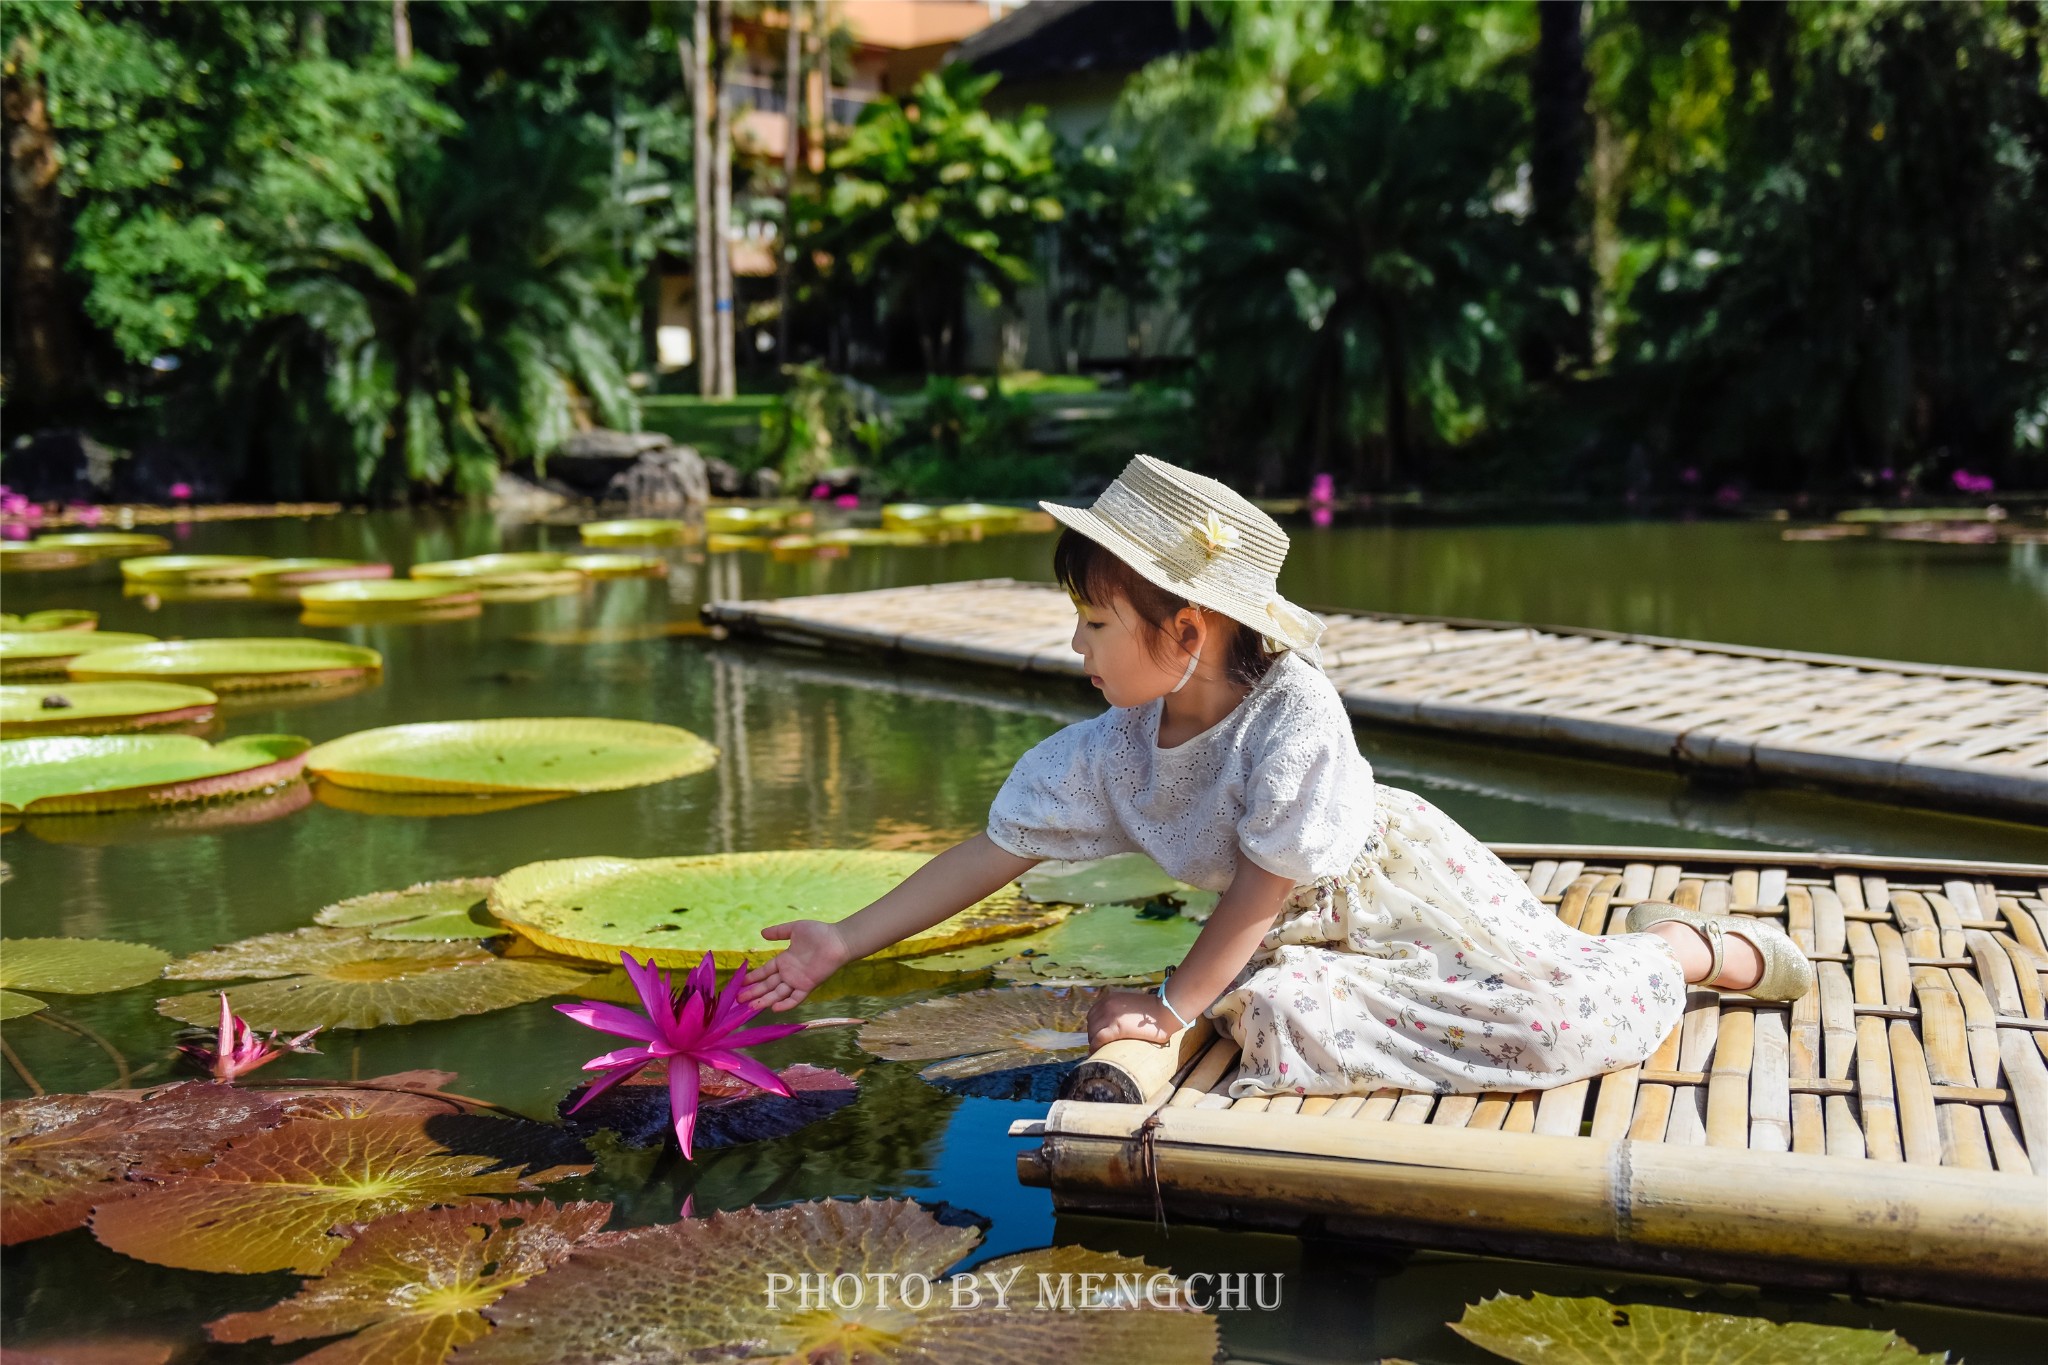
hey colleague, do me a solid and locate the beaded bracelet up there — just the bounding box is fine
[1155,982,1193,1030]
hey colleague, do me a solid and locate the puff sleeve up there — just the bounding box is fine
[1233,684,1376,884]
[985,714,1136,863]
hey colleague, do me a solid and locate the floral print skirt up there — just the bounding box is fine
[1202,785,1689,1100]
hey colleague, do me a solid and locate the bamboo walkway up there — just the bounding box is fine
[1009,847,2048,1312]
[703,579,2048,819]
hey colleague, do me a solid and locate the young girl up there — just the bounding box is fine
[737,455,1813,1099]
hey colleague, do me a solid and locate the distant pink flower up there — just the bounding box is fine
[557,952,807,1159]
[810,482,831,500]
[1951,469,1995,494]
[70,503,105,526]
[2,523,30,541]
[1307,473,1335,505]
[833,493,859,508]
[1310,506,1333,529]
[0,492,27,515]
[168,482,193,501]
[178,992,322,1081]
[1714,483,1742,506]
[1878,467,1896,482]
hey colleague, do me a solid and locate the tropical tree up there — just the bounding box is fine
[1180,83,1544,491]
[796,65,1062,373]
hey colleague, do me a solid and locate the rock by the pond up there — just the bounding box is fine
[490,471,572,516]
[542,430,674,495]
[702,456,744,497]
[2,429,123,502]
[747,466,783,498]
[603,448,709,514]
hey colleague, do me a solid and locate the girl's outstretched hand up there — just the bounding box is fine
[1085,987,1177,1049]
[738,920,850,1011]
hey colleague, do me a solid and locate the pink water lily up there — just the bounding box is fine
[556,952,808,1160]
[179,992,322,1081]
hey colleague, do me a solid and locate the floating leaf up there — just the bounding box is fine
[0,681,218,737]
[243,558,393,586]
[981,905,1203,985]
[316,877,508,941]
[881,502,941,529]
[0,989,46,1019]
[313,784,569,818]
[304,718,718,795]
[67,637,384,690]
[300,580,477,608]
[557,1060,858,1150]
[1,631,158,679]
[576,518,696,546]
[704,505,805,534]
[118,554,273,583]
[30,532,172,558]
[0,610,98,631]
[15,781,313,845]
[91,1113,592,1274]
[860,987,1102,1100]
[0,733,309,813]
[157,927,598,1031]
[559,553,665,579]
[488,850,1057,968]
[1020,853,1196,906]
[209,1199,613,1365]
[0,542,94,571]
[411,554,577,590]
[705,532,771,553]
[1448,1292,1949,1365]
[0,1083,283,1244]
[461,1197,1217,1365]
[1,936,170,999]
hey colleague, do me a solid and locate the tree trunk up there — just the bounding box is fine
[1533,0,1591,370]
[712,0,737,398]
[2,62,88,410]
[392,0,412,66]
[777,0,802,366]
[685,11,717,397]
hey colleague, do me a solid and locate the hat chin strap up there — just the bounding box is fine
[1169,643,1202,694]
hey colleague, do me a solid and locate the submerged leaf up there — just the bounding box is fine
[0,1083,284,1245]
[557,1060,858,1150]
[304,718,718,795]
[1448,1292,1949,1365]
[459,1197,1217,1365]
[66,637,384,690]
[488,850,1056,967]
[158,927,597,1031]
[0,733,309,813]
[209,1198,613,1365]
[91,1113,591,1274]
[316,877,508,941]
[860,987,1102,1100]
[0,681,219,737]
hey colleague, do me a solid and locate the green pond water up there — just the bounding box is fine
[1,509,2041,1362]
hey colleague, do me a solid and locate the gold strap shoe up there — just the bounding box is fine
[1623,900,1814,1002]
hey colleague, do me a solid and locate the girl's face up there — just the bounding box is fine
[1069,591,1199,708]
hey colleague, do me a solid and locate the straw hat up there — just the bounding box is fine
[1041,454,1326,661]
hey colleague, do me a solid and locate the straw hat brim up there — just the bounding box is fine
[1038,500,1323,655]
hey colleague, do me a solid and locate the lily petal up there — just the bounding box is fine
[582,1044,658,1071]
[563,1057,653,1115]
[669,1058,703,1160]
[715,1020,807,1049]
[697,1048,791,1097]
[620,954,676,1026]
[554,1000,664,1042]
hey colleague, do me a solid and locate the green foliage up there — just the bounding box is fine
[1450,1291,1948,1364]
[797,65,1063,372]
[758,363,898,487]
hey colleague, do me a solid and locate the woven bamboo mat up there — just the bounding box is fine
[704,579,2048,817]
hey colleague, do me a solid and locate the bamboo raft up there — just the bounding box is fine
[702,579,2048,819]
[1010,847,2048,1313]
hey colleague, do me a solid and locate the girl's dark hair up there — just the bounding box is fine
[1053,526,1280,687]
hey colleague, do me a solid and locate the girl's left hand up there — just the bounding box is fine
[1085,988,1178,1049]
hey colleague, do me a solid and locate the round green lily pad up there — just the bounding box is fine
[315,876,506,941]
[1,937,170,996]
[986,904,1204,986]
[242,558,393,586]
[119,555,273,583]
[410,554,575,588]
[0,610,98,632]
[0,543,94,572]
[1020,852,1197,905]
[881,502,940,529]
[487,849,1056,968]
[860,986,1107,1099]
[1449,1291,1949,1365]
[66,637,384,690]
[577,518,696,546]
[0,990,48,1019]
[0,682,219,737]
[29,532,172,559]
[0,733,310,813]
[1,631,158,679]
[705,505,803,533]
[298,580,478,608]
[560,553,666,579]
[304,718,718,795]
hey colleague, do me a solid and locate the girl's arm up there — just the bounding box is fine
[736,833,1040,1011]
[1085,850,1296,1049]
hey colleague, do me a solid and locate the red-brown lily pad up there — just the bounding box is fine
[209,1198,613,1365]
[0,1082,284,1245]
[556,1060,858,1150]
[91,1113,593,1274]
[456,1197,1217,1365]
[157,926,599,1031]
[858,986,1103,1101]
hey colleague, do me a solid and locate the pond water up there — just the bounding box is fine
[2,509,2041,1362]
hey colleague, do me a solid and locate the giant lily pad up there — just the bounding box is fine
[90,1113,592,1274]
[1,631,158,679]
[577,518,695,546]
[157,926,598,1031]
[704,505,805,534]
[0,610,98,631]
[0,542,94,571]
[410,554,575,588]
[66,637,384,689]
[300,580,476,608]
[316,877,508,941]
[304,718,718,796]
[983,905,1204,987]
[118,554,273,583]
[559,553,665,579]
[313,784,569,818]
[15,781,313,846]
[1449,1292,1947,1365]
[0,733,309,813]
[0,938,171,1022]
[460,1197,1217,1365]
[0,682,219,737]
[0,1083,283,1244]
[487,850,1059,968]
[209,1199,613,1364]
[243,558,394,586]
[30,532,172,559]
[1021,853,1194,906]
[558,1060,858,1150]
[859,986,1102,1100]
